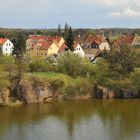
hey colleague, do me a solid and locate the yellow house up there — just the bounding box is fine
[26,42,59,57]
[26,35,65,57]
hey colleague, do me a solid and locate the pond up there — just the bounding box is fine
[0,99,140,140]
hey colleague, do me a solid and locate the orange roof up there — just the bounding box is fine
[58,43,67,53]
[85,35,106,45]
[46,36,62,45]
[121,35,135,44]
[29,35,62,45]
[30,35,47,40]
[37,42,53,50]
[112,35,135,50]
[0,38,7,45]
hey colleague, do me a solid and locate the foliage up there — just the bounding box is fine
[57,23,61,36]
[129,69,140,92]
[12,30,26,58]
[57,52,95,77]
[29,56,57,72]
[0,66,10,89]
[64,22,69,37]
[65,26,74,51]
[48,74,93,96]
[0,55,14,64]
[103,44,137,78]
[29,62,48,72]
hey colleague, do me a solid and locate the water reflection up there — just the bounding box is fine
[0,99,140,140]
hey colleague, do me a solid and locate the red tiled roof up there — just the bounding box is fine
[46,36,62,44]
[0,38,7,45]
[37,42,53,50]
[30,35,47,40]
[58,43,67,53]
[29,35,62,44]
[121,35,135,44]
[112,35,135,51]
[85,35,106,45]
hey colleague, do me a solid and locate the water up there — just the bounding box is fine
[0,99,140,140]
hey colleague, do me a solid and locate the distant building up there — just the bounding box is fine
[112,35,135,52]
[26,35,65,57]
[0,38,14,55]
[82,35,110,61]
[73,42,85,57]
[58,43,68,54]
[131,34,140,47]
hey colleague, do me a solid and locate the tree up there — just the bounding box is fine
[10,30,27,98]
[12,30,26,58]
[64,22,69,37]
[103,44,136,79]
[57,23,61,36]
[65,26,74,51]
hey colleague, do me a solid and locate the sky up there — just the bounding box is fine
[0,0,140,29]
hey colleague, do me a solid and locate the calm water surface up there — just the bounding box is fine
[0,99,140,140]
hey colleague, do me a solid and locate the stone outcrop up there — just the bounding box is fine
[93,86,136,99]
[0,88,10,103]
[18,78,54,103]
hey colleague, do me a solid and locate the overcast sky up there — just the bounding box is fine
[0,0,140,28]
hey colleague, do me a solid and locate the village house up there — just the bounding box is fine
[82,35,110,61]
[112,35,135,52]
[130,34,140,47]
[0,38,14,55]
[73,42,85,57]
[26,41,59,57]
[111,34,140,53]
[26,35,65,57]
[58,42,68,54]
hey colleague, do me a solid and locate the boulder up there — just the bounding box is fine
[19,78,53,103]
[107,91,115,98]
[1,89,10,103]
[0,95,3,103]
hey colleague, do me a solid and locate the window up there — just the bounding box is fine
[37,53,38,56]
[6,48,7,51]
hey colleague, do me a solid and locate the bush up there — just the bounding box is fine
[57,52,95,77]
[129,69,140,92]
[29,62,48,72]
[0,55,14,64]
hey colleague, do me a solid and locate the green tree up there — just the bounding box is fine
[64,22,69,37]
[103,44,136,79]
[57,23,61,36]
[10,30,27,98]
[65,26,74,51]
[57,52,95,77]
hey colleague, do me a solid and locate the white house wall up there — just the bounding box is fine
[2,40,14,55]
[99,42,110,51]
[73,44,85,57]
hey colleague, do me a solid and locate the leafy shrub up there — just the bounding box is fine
[57,52,95,77]
[29,62,48,72]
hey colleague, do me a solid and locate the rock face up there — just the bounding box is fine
[0,88,10,103]
[93,86,136,99]
[115,89,134,98]
[18,78,53,104]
